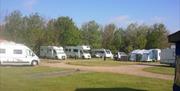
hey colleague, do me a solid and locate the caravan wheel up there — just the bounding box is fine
[31,60,38,66]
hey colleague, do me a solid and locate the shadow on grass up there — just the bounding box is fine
[0,65,36,67]
[75,88,147,91]
[138,63,173,68]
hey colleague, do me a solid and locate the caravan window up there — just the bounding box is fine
[65,49,68,52]
[13,49,22,54]
[0,49,6,54]
[69,49,71,52]
[53,50,57,54]
[106,50,111,54]
[49,49,51,52]
[73,49,78,52]
[40,48,43,51]
[83,50,90,53]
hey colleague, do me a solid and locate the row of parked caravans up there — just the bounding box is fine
[40,45,114,60]
[0,41,114,66]
[0,41,175,66]
[0,40,127,66]
[129,48,176,66]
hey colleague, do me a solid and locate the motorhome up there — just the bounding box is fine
[160,48,176,66]
[0,41,40,66]
[64,45,91,59]
[91,49,113,59]
[40,46,67,60]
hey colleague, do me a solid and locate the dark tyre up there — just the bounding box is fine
[55,56,58,59]
[82,56,85,59]
[31,60,38,66]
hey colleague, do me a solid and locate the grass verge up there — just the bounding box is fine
[64,58,140,66]
[143,66,175,75]
[0,66,173,91]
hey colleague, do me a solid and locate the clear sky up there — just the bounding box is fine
[0,0,180,33]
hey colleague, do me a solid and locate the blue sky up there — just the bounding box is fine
[0,0,180,33]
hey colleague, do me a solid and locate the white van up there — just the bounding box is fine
[40,46,67,60]
[64,45,91,59]
[0,41,40,66]
[91,49,113,59]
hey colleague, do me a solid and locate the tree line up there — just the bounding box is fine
[0,10,170,55]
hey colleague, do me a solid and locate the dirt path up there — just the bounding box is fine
[41,62,174,80]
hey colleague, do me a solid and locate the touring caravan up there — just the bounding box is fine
[151,49,161,61]
[40,46,67,60]
[141,50,153,61]
[129,49,144,61]
[64,45,91,59]
[0,41,40,66]
[130,49,160,62]
[91,49,113,59]
[160,48,176,66]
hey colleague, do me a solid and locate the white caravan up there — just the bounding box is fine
[160,48,176,66]
[0,41,40,66]
[40,46,67,60]
[64,45,91,59]
[141,50,154,61]
[151,49,161,61]
[91,49,113,59]
[130,49,161,62]
[129,49,144,61]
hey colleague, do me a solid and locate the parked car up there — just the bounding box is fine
[114,52,128,61]
[91,49,113,59]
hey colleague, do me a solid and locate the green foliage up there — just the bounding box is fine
[1,10,170,55]
[81,20,102,48]
[146,23,169,49]
[54,16,81,46]
[102,24,116,52]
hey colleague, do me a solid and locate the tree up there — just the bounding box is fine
[135,25,148,49]
[102,24,116,52]
[124,23,139,52]
[146,23,169,49]
[23,13,46,54]
[45,19,59,45]
[4,10,23,41]
[81,20,102,48]
[112,28,125,52]
[2,10,170,55]
[54,16,81,46]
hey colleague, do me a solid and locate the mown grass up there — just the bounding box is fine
[143,66,175,75]
[64,58,140,66]
[0,66,173,91]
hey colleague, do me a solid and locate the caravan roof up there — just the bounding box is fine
[0,41,28,49]
[131,49,151,54]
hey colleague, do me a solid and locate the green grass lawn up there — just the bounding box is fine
[143,66,175,75]
[0,66,173,91]
[64,58,140,66]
